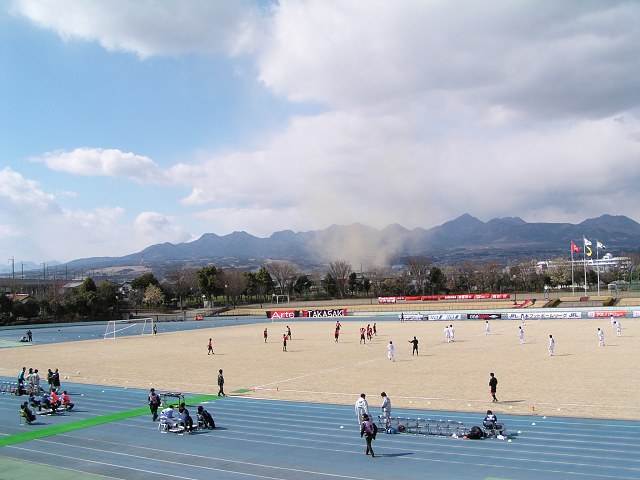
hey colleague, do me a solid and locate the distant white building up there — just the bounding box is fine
[536,253,631,274]
[577,252,631,270]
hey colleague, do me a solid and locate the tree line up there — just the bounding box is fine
[1,255,636,325]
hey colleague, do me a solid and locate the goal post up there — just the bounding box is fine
[140,317,155,336]
[103,318,154,339]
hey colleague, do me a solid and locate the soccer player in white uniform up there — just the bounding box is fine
[597,328,605,347]
[449,325,455,341]
[444,325,450,343]
[616,321,622,337]
[548,335,555,356]
[610,316,615,331]
[485,321,491,335]
[518,326,524,344]
[355,393,369,425]
[380,392,391,428]
[387,341,395,361]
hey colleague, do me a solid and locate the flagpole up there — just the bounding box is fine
[571,246,575,295]
[583,238,588,294]
[596,240,600,295]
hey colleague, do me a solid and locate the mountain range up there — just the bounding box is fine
[50,213,640,276]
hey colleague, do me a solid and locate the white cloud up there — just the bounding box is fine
[134,211,192,241]
[0,168,190,262]
[0,167,58,211]
[175,108,640,238]
[40,148,167,184]
[10,0,262,57]
[258,1,640,120]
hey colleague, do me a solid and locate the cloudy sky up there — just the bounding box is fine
[2,0,640,266]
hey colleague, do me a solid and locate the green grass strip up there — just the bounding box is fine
[0,394,218,447]
[0,457,111,480]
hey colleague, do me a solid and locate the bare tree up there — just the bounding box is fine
[163,266,197,309]
[407,256,431,294]
[511,260,541,292]
[366,265,388,297]
[328,260,352,298]
[223,270,249,307]
[265,261,299,296]
[547,258,572,287]
[480,262,502,292]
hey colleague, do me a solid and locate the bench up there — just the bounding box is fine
[378,416,470,437]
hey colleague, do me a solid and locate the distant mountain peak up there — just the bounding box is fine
[52,214,640,276]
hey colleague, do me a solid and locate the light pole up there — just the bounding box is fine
[8,257,14,293]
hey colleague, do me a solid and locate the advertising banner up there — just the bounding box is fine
[508,312,581,319]
[301,308,347,318]
[588,311,626,318]
[428,313,462,321]
[266,310,298,319]
[467,313,502,320]
[378,297,397,304]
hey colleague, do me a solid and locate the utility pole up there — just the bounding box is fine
[8,257,14,293]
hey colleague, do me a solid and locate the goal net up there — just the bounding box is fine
[103,318,154,339]
[140,317,155,336]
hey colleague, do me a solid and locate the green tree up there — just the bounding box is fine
[255,267,274,302]
[293,275,312,297]
[80,277,97,293]
[322,273,338,297]
[0,294,13,324]
[348,272,358,296]
[131,273,160,291]
[13,299,39,319]
[196,266,224,302]
[428,266,447,294]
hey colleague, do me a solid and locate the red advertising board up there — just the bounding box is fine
[267,310,297,319]
[301,308,347,318]
[378,297,397,304]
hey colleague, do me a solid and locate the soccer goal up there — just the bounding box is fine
[140,317,155,336]
[103,318,154,339]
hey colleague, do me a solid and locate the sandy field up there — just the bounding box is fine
[1,317,638,421]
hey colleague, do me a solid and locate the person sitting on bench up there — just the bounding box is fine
[29,394,42,411]
[483,410,503,435]
[178,403,194,432]
[49,389,61,411]
[21,402,37,423]
[159,405,176,428]
[60,390,74,411]
[197,405,216,429]
[40,391,55,412]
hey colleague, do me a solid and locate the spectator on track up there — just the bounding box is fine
[148,388,161,421]
[355,393,370,425]
[217,369,226,396]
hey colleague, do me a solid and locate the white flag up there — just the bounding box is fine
[583,237,592,246]
[597,241,606,249]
